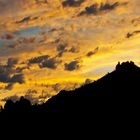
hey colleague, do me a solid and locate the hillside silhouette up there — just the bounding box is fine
[1,61,140,115]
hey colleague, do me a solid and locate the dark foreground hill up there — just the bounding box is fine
[1,61,140,117]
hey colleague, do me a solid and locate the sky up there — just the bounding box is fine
[0,0,140,105]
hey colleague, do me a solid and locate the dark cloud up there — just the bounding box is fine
[86,47,99,57]
[79,3,98,16]
[40,58,61,69]
[62,0,85,7]
[16,16,31,24]
[7,58,19,67]
[56,43,79,57]
[15,15,39,24]
[28,55,50,64]
[100,2,119,11]
[65,60,80,71]
[10,74,25,84]
[87,51,95,57]
[79,2,119,16]
[0,73,11,83]
[56,43,68,57]
[0,65,12,83]
[69,46,80,53]
[57,52,64,57]
[57,43,67,52]
[126,30,140,38]
[16,67,28,73]
[0,59,24,84]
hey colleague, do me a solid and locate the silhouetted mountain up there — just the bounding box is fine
[1,61,140,117]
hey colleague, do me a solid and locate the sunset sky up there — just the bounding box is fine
[0,0,140,105]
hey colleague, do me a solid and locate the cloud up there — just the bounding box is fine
[126,30,140,38]
[65,60,80,71]
[62,0,85,7]
[0,73,10,83]
[0,59,24,84]
[28,55,50,64]
[86,47,99,57]
[16,16,31,24]
[10,74,25,84]
[7,58,19,67]
[79,2,120,16]
[15,16,40,24]
[56,43,68,57]
[100,2,119,11]
[56,43,80,57]
[16,66,28,73]
[40,57,61,69]
[5,83,14,90]
[57,43,67,52]
[0,65,12,83]
[69,46,80,53]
